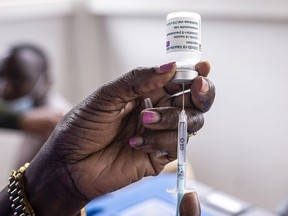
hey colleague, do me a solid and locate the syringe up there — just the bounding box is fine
[165,11,201,215]
[176,84,188,216]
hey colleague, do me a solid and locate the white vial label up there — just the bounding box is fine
[166,17,201,55]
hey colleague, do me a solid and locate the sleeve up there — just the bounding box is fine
[0,108,21,129]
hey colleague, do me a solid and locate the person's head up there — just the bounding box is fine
[0,44,52,103]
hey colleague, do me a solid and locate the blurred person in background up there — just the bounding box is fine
[0,43,71,169]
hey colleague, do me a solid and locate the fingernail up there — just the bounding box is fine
[129,136,143,148]
[158,62,175,73]
[142,111,161,124]
[200,77,209,93]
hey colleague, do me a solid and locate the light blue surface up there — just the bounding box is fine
[86,173,212,216]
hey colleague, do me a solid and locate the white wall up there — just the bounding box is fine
[1,0,288,212]
[189,19,288,211]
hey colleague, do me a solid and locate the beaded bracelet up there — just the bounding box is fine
[8,163,86,216]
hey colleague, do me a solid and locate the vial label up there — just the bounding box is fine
[166,17,201,54]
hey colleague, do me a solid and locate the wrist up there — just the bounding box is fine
[0,186,13,216]
[24,154,87,216]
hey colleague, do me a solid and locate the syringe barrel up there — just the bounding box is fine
[176,111,188,216]
[177,111,188,163]
[177,111,188,190]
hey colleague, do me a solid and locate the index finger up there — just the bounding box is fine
[91,62,177,113]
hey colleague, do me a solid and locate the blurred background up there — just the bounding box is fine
[0,0,288,213]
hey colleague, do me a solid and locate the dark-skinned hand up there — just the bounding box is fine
[22,61,215,215]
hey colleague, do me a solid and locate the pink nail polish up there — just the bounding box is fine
[142,111,161,124]
[129,137,143,147]
[158,62,175,73]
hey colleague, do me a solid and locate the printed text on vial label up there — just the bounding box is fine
[166,19,201,53]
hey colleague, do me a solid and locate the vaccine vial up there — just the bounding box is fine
[166,11,201,83]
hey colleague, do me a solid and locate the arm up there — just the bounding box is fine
[0,107,63,139]
[0,109,21,129]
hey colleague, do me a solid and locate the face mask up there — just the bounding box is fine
[0,95,34,113]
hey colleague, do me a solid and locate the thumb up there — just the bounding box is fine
[180,192,201,216]
[94,62,176,111]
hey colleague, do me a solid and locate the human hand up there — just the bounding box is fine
[19,107,64,139]
[180,193,201,216]
[24,61,215,215]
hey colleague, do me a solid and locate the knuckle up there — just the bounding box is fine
[160,108,178,129]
